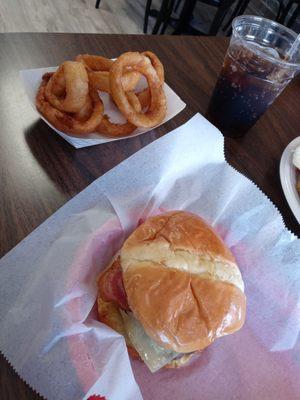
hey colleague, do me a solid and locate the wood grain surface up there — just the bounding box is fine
[0,33,299,399]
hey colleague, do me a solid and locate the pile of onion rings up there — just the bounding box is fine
[35,51,166,137]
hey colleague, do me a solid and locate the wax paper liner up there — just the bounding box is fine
[20,66,186,148]
[0,113,299,400]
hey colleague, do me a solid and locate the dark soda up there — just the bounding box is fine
[207,42,288,137]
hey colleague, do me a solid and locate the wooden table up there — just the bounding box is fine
[0,33,299,399]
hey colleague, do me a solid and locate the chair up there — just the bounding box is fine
[278,0,300,28]
[144,0,177,34]
[223,0,285,35]
[144,0,237,36]
[222,0,250,34]
[172,0,236,35]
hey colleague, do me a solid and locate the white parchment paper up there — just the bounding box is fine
[20,67,186,148]
[0,114,299,400]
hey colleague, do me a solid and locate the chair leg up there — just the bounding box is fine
[173,0,197,35]
[174,0,182,12]
[223,0,250,32]
[209,3,232,35]
[144,0,152,33]
[152,0,169,34]
[95,0,101,9]
[278,0,293,23]
[287,3,300,27]
[238,0,250,13]
[160,0,177,34]
[223,0,244,31]
[274,0,284,21]
[208,6,228,36]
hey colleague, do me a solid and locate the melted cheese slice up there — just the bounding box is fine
[120,310,179,372]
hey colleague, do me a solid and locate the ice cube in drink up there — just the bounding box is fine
[207,43,288,137]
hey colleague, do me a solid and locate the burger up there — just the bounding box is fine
[97,211,246,372]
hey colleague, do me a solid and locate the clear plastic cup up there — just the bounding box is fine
[206,15,300,137]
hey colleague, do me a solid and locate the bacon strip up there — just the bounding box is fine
[98,257,130,310]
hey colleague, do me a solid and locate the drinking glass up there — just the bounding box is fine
[207,16,300,137]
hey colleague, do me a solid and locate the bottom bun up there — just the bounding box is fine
[97,295,194,368]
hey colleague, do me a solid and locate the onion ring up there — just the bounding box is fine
[42,72,55,84]
[109,52,166,128]
[43,72,93,122]
[74,95,93,122]
[37,77,103,135]
[43,71,65,98]
[127,91,142,113]
[89,70,141,93]
[49,67,66,97]
[76,54,113,72]
[96,116,137,137]
[128,52,163,112]
[96,90,144,137]
[45,61,89,113]
[135,88,151,110]
[122,70,141,91]
[88,71,110,92]
[142,51,165,83]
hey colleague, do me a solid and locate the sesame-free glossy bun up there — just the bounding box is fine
[120,211,246,353]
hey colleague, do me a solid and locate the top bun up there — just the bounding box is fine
[120,211,246,353]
